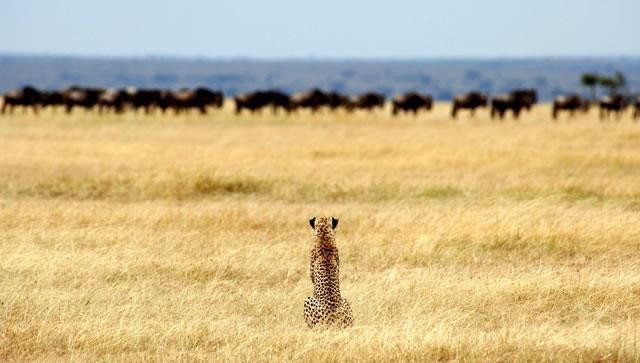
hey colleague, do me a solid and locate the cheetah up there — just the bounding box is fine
[304,216,353,328]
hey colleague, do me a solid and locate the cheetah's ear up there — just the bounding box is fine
[331,217,339,230]
[309,217,316,230]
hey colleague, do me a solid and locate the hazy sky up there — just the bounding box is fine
[2,0,639,58]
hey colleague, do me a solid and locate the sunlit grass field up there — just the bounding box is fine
[1,103,640,361]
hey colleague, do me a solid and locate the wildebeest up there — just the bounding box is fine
[490,94,517,119]
[163,87,224,114]
[599,94,628,120]
[41,90,65,110]
[391,92,433,115]
[194,87,224,112]
[291,88,330,113]
[62,86,105,113]
[490,89,538,120]
[634,97,640,120]
[234,90,293,114]
[451,92,488,118]
[1,86,44,114]
[266,90,293,113]
[490,94,522,119]
[551,94,590,120]
[349,92,385,112]
[97,89,134,114]
[511,89,537,111]
[326,91,351,110]
[234,91,267,114]
[128,88,163,114]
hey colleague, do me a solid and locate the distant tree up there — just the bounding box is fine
[598,76,618,95]
[592,71,628,96]
[581,73,599,101]
[613,71,628,95]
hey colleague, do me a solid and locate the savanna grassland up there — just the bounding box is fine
[1,103,640,362]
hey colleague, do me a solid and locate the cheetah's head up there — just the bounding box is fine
[309,216,339,239]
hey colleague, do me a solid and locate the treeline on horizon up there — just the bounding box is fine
[1,55,639,101]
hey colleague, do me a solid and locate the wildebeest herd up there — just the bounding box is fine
[0,86,223,115]
[551,93,639,120]
[1,85,639,120]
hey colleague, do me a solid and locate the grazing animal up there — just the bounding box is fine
[163,88,224,114]
[490,89,538,120]
[326,91,351,110]
[349,92,385,112]
[41,90,65,110]
[265,90,293,113]
[599,94,628,120]
[234,90,293,114]
[61,86,105,114]
[511,88,538,111]
[128,88,163,114]
[304,216,353,329]
[451,91,488,118]
[551,94,590,120]
[165,89,197,114]
[490,94,522,119]
[392,92,433,115]
[234,91,267,114]
[195,87,224,110]
[97,89,133,114]
[632,97,639,120]
[1,86,43,114]
[291,88,330,113]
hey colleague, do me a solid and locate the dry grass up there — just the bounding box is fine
[1,103,640,362]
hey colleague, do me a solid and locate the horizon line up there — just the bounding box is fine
[2,51,640,62]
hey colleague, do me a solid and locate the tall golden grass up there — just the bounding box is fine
[1,103,640,361]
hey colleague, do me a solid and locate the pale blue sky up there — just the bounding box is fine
[2,0,639,58]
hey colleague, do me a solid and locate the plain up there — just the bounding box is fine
[1,103,639,362]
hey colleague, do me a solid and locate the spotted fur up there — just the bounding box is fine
[304,216,353,328]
